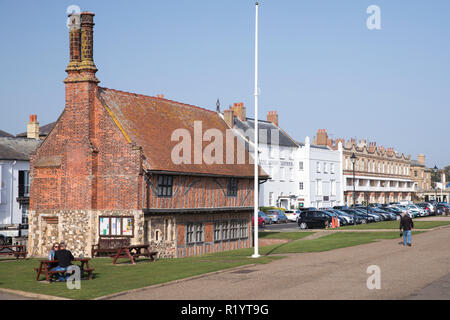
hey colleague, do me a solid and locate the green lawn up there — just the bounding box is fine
[214,232,411,256]
[0,254,279,300]
[339,220,450,230]
[258,231,314,240]
[0,230,424,299]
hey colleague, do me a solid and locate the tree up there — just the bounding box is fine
[444,166,450,182]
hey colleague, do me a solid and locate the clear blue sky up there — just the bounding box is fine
[0,0,448,167]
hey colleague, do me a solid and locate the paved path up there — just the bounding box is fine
[0,291,34,300]
[106,227,450,300]
[407,273,450,300]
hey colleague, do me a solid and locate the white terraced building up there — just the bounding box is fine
[221,104,344,210]
[296,133,344,209]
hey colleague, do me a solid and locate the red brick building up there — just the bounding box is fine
[28,12,265,258]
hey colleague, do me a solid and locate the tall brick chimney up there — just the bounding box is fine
[267,111,278,126]
[65,12,99,84]
[60,11,100,210]
[418,154,425,165]
[231,103,246,122]
[27,115,39,139]
[223,109,234,128]
[315,129,328,146]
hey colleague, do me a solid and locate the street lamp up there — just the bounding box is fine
[350,153,357,225]
[433,165,438,203]
[366,191,369,222]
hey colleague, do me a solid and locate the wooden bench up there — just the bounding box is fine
[35,258,95,282]
[91,238,130,257]
[0,245,26,259]
[112,244,158,265]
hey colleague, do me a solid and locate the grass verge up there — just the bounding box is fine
[258,231,314,240]
[339,220,450,230]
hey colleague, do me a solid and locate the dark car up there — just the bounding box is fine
[299,207,318,212]
[298,210,332,229]
[371,207,396,220]
[333,205,349,211]
[341,209,369,224]
[322,209,347,226]
[437,203,450,215]
[384,206,403,220]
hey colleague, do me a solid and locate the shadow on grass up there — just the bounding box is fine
[262,242,290,256]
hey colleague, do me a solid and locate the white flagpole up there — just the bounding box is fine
[252,1,260,258]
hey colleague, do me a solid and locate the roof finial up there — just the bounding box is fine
[216,98,220,113]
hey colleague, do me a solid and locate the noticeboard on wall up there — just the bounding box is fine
[99,216,134,237]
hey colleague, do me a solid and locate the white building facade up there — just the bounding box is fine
[0,137,40,238]
[296,136,344,209]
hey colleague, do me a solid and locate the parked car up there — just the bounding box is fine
[299,207,318,212]
[323,210,347,226]
[284,210,301,222]
[252,214,266,227]
[406,205,424,217]
[437,203,450,215]
[328,208,355,225]
[371,207,396,220]
[266,210,288,223]
[341,209,368,224]
[298,210,332,229]
[417,203,432,216]
[384,206,403,220]
[259,211,272,225]
[355,207,383,222]
[394,205,417,218]
[333,205,349,211]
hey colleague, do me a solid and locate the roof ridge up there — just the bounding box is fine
[98,86,216,114]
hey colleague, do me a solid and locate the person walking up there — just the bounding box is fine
[400,211,414,246]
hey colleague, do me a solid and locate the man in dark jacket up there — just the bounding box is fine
[52,242,74,281]
[400,212,414,246]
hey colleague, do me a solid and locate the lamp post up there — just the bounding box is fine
[350,153,357,225]
[433,165,438,203]
[366,191,369,222]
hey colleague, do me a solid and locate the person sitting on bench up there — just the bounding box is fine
[52,242,74,281]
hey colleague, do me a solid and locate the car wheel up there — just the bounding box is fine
[362,219,367,224]
[299,222,307,230]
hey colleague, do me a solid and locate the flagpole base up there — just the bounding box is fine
[251,254,261,258]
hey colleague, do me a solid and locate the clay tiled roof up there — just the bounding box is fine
[97,87,267,178]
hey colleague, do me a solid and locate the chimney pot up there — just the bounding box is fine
[27,114,39,139]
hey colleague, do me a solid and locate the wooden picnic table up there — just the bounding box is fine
[35,258,94,282]
[111,244,157,265]
[0,245,26,259]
